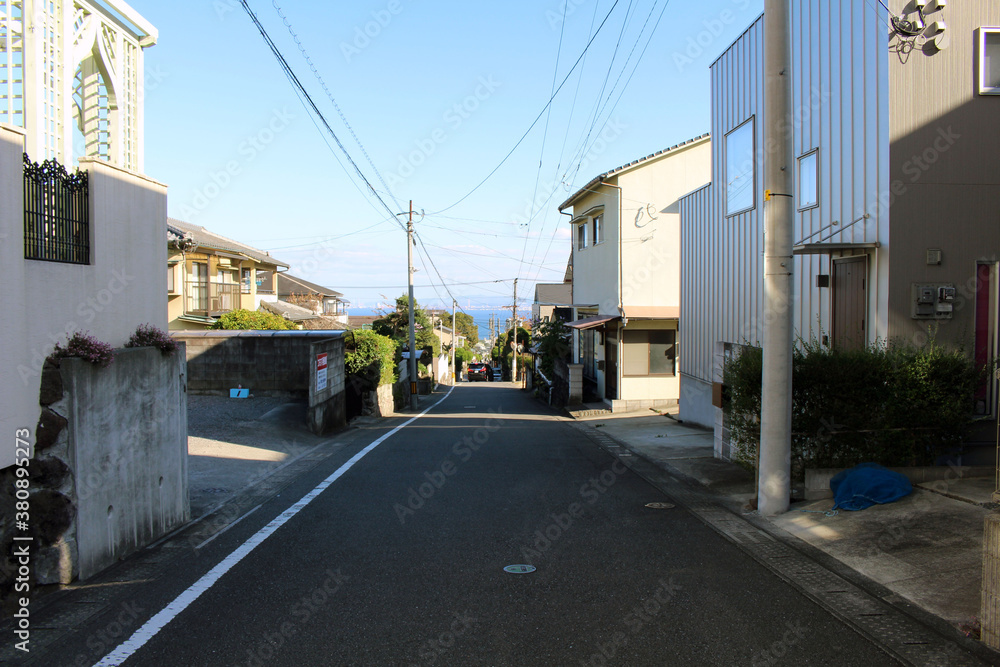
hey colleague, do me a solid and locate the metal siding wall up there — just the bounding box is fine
[680,1,890,384]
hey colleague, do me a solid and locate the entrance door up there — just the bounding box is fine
[605,339,618,400]
[832,256,868,350]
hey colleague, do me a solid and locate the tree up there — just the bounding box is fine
[534,318,572,378]
[372,294,441,356]
[454,312,479,346]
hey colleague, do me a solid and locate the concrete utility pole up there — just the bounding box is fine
[759,0,795,516]
[451,299,457,385]
[407,200,418,410]
[512,279,518,384]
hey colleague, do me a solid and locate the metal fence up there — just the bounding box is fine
[23,154,90,264]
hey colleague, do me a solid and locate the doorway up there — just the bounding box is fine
[832,256,868,350]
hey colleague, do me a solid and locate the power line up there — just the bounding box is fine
[271,1,403,213]
[428,0,623,216]
[238,0,404,231]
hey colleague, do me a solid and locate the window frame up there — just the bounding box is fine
[592,214,605,245]
[577,221,588,250]
[978,27,1000,95]
[622,329,677,377]
[797,148,819,211]
[725,117,756,217]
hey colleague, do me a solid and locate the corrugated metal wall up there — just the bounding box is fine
[680,2,890,386]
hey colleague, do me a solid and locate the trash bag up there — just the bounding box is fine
[830,463,912,511]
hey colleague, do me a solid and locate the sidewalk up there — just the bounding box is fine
[572,408,991,632]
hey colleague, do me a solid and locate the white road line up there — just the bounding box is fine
[93,387,454,667]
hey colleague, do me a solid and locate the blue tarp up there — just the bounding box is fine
[830,463,913,511]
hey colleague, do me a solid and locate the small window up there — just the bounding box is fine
[593,214,605,244]
[725,117,755,216]
[979,28,1000,95]
[167,264,176,293]
[577,222,588,250]
[798,149,819,210]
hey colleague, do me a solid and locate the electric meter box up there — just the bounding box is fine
[911,283,957,319]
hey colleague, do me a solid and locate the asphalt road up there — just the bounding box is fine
[34,384,904,666]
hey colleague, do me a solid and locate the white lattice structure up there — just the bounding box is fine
[0,0,156,172]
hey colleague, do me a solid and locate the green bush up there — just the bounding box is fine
[211,309,297,331]
[345,330,397,387]
[724,338,985,472]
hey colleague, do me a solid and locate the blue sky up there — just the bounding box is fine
[134,0,763,323]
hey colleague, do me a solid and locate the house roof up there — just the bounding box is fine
[557,134,711,212]
[260,300,319,322]
[256,271,345,299]
[347,316,380,329]
[168,219,289,269]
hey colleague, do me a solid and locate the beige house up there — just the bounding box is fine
[168,219,289,330]
[558,135,711,412]
[533,282,573,324]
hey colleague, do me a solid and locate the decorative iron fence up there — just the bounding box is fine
[23,154,90,264]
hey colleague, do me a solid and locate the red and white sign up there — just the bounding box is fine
[316,353,328,391]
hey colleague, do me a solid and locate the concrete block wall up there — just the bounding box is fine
[308,338,346,436]
[173,331,347,397]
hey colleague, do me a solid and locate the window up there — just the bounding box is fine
[593,214,605,245]
[798,149,819,210]
[623,329,676,376]
[577,222,588,250]
[979,28,1000,94]
[168,264,176,293]
[725,118,755,216]
[241,268,253,294]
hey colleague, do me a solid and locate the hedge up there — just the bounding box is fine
[724,338,985,472]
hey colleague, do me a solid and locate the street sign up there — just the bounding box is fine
[316,353,328,392]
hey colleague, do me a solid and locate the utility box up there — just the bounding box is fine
[911,283,956,319]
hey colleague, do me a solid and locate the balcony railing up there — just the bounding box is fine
[186,281,240,316]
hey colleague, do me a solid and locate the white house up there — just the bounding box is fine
[558,135,711,412]
[1,0,164,468]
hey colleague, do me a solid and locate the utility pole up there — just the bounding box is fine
[759,0,794,516]
[512,279,518,384]
[451,299,457,385]
[406,200,418,410]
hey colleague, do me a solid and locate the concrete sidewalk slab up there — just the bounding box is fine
[571,407,990,633]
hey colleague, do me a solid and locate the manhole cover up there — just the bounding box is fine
[645,502,675,509]
[503,564,536,574]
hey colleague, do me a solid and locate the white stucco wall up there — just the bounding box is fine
[1,125,168,468]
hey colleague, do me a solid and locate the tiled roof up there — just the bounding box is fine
[167,218,289,269]
[260,299,318,322]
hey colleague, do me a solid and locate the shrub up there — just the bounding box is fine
[345,330,397,387]
[724,338,986,473]
[211,309,297,331]
[455,347,473,376]
[50,331,115,367]
[125,324,177,356]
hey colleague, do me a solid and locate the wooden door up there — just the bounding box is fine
[832,256,868,350]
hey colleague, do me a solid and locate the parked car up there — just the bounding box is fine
[467,363,488,381]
